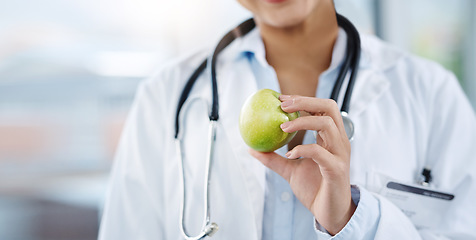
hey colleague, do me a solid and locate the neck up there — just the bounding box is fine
[255,1,339,93]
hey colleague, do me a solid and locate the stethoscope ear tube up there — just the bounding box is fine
[339,14,361,114]
[175,19,255,139]
[331,14,361,141]
[330,15,354,105]
[209,19,256,121]
[331,13,361,114]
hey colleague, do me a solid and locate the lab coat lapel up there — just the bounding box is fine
[218,58,266,239]
[348,67,390,117]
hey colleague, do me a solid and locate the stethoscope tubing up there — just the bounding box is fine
[174,19,256,139]
[338,14,361,114]
[176,120,219,239]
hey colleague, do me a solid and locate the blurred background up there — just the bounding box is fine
[0,0,475,239]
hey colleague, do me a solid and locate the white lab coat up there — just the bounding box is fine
[98,29,476,240]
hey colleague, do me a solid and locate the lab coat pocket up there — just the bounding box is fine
[371,172,454,230]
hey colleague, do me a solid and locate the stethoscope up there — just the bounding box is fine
[174,13,361,240]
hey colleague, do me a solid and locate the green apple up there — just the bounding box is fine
[239,89,300,152]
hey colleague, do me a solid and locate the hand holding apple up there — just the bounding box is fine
[248,94,355,235]
[239,89,300,152]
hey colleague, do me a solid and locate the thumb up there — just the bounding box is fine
[249,149,295,181]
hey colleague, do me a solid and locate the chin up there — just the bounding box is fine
[252,1,315,28]
[262,15,306,28]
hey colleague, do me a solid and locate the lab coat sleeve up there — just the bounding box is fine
[313,186,380,239]
[98,77,170,240]
[313,70,476,239]
[314,186,421,240]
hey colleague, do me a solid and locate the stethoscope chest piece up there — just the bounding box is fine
[341,111,354,141]
[204,223,219,237]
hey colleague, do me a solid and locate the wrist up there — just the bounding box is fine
[314,185,356,235]
[326,197,357,235]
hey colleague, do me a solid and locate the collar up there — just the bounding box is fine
[235,27,267,66]
[234,27,349,75]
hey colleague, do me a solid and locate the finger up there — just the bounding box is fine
[280,95,339,117]
[249,149,295,181]
[285,144,341,174]
[281,116,342,153]
[280,95,346,138]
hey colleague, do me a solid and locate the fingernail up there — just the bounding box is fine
[280,121,291,130]
[281,100,293,108]
[279,95,291,101]
[285,151,297,159]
